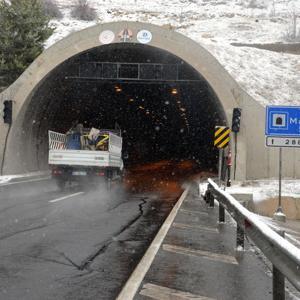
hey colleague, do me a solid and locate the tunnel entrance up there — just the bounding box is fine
[22,43,226,172]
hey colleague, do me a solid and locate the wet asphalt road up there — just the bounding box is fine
[0,178,181,300]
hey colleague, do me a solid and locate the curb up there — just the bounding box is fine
[116,185,190,300]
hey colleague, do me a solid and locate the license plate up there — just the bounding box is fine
[72,171,87,176]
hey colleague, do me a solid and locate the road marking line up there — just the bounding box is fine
[180,209,209,216]
[172,222,219,233]
[163,244,238,265]
[49,192,84,203]
[116,186,190,300]
[0,177,51,186]
[140,283,214,300]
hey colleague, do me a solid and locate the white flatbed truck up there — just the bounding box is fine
[48,129,123,189]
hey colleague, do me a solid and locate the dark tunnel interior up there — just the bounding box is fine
[22,43,226,172]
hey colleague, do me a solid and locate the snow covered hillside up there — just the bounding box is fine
[46,0,300,106]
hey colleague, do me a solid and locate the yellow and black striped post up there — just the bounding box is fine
[214,126,231,190]
[214,126,231,149]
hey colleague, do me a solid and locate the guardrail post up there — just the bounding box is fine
[273,230,285,300]
[219,204,225,222]
[236,224,244,249]
[209,191,214,208]
[236,202,245,249]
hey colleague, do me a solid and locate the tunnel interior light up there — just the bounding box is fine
[171,88,178,95]
[115,85,122,92]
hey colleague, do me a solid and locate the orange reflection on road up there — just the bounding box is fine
[124,160,215,196]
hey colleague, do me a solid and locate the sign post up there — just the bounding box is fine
[214,126,231,223]
[214,126,231,186]
[265,106,300,222]
[279,147,282,211]
[218,148,223,186]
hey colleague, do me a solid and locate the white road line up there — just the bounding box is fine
[140,283,215,300]
[180,209,209,216]
[49,192,84,203]
[116,186,190,300]
[172,222,219,233]
[163,244,238,265]
[0,177,51,186]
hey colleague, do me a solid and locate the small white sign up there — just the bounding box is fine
[99,30,115,44]
[137,30,152,44]
[266,136,300,148]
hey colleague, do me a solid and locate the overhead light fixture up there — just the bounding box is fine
[115,85,122,92]
[129,98,134,102]
[139,106,145,110]
[171,88,178,95]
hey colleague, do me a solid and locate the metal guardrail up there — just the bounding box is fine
[205,178,300,300]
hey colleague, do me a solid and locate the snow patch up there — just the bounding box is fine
[0,171,49,185]
[0,176,15,184]
[227,179,300,203]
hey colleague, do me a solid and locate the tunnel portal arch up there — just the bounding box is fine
[0,21,252,179]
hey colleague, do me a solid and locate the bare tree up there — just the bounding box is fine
[42,0,63,19]
[284,1,299,41]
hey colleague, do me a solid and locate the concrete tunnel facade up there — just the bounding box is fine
[0,21,299,180]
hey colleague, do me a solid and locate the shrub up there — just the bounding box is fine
[284,13,300,41]
[236,0,267,9]
[247,0,267,9]
[42,0,63,19]
[71,0,97,21]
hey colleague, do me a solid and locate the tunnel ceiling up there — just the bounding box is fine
[23,43,226,171]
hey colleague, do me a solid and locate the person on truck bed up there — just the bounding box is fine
[65,123,83,150]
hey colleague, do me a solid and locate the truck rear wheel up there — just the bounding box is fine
[56,178,66,191]
[106,178,111,190]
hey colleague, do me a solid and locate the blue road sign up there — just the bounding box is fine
[266,106,300,137]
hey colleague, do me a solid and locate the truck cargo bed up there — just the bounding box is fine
[49,149,122,168]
